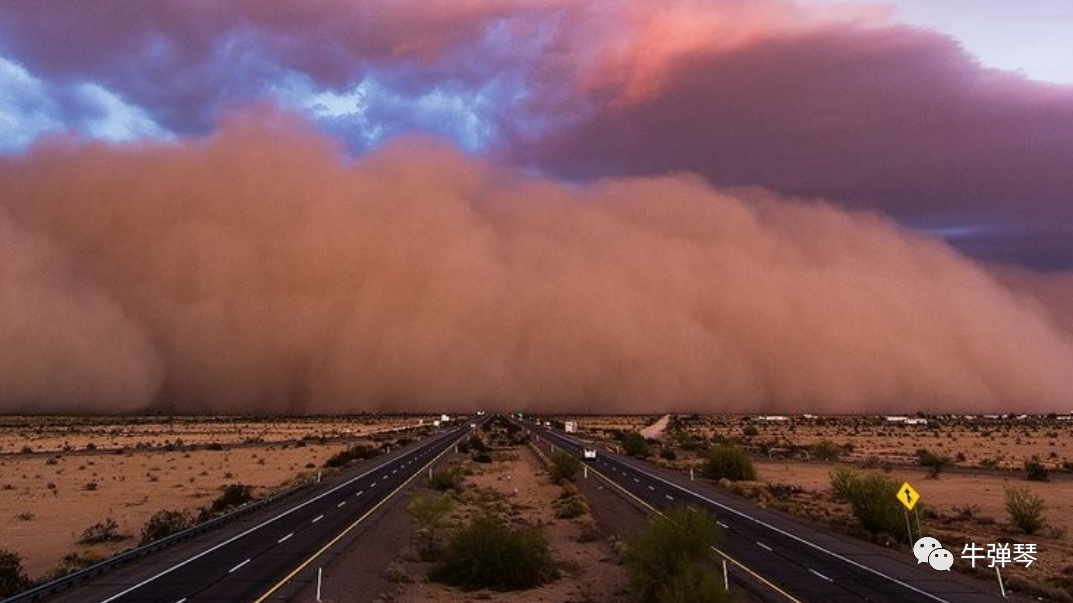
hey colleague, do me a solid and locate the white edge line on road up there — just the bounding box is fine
[228,559,251,574]
[809,568,834,583]
[93,428,462,603]
[544,427,956,603]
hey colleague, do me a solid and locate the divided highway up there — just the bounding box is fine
[15,420,479,603]
[521,420,1006,603]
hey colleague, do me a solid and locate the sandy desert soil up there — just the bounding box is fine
[0,415,434,455]
[386,442,631,603]
[0,416,430,580]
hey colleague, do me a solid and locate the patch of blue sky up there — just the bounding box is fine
[0,55,62,152]
[73,82,170,142]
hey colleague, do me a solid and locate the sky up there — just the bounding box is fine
[1,0,1071,269]
[3,0,1073,413]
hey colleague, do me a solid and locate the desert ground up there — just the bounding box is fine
[553,414,1073,601]
[0,415,435,579]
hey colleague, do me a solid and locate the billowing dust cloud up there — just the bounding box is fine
[2,113,1073,414]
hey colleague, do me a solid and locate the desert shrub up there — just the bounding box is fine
[472,451,493,463]
[467,435,489,453]
[0,549,31,597]
[621,432,650,458]
[549,451,583,483]
[553,487,590,519]
[429,466,465,492]
[1005,486,1046,534]
[323,444,379,468]
[1025,457,1050,482]
[430,516,558,591]
[742,425,759,437]
[655,564,728,603]
[702,445,756,482]
[659,448,677,461]
[204,484,254,517]
[78,518,125,544]
[829,466,857,500]
[916,448,947,477]
[408,493,455,560]
[141,509,193,544]
[625,507,728,603]
[53,551,106,576]
[677,435,705,451]
[810,440,841,461]
[840,473,903,536]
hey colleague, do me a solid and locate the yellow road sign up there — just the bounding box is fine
[897,481,920,511]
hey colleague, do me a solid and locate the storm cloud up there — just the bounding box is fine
[2,113,1072,414]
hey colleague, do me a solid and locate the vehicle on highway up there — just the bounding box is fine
[583,448,597,460]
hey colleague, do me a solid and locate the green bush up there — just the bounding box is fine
[78,518,125,544]
[430,516,558,591]
[829,466,857,500]
[429,466,465,492]
[140,509,193,545]
[553,487,590,519]
[702,445,756,481]
[1025,457,1050,482]
[467,435,489,453]
[916,449,947,477]
[838,472,903,536]
[0,549,31,598]
[625,507,728,603]
[408,493,455,560]
[621,432,650,458]
[1005,486,1045,534]
[655,564,728,603]
[549,451,583,483]
[207,484,254,514]
[810,440,841,461]
[323,444,379,468]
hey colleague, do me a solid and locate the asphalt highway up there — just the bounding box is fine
[26,420,477,603]
[521,420,1008,603]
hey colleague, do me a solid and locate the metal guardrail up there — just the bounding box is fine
[0,479,314,603]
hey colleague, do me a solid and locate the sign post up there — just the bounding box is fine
[896,481,921,544]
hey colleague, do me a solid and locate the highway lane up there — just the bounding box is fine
[28,419,480,603]
[521,420,1006,603]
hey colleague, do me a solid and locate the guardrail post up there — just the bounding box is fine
[722,559,729,592]
[996,566,1006,598]
[317,567,323,602]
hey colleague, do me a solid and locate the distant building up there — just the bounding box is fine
[564,421,578,433]
[885,416,927,425]
[757,415,788,422]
